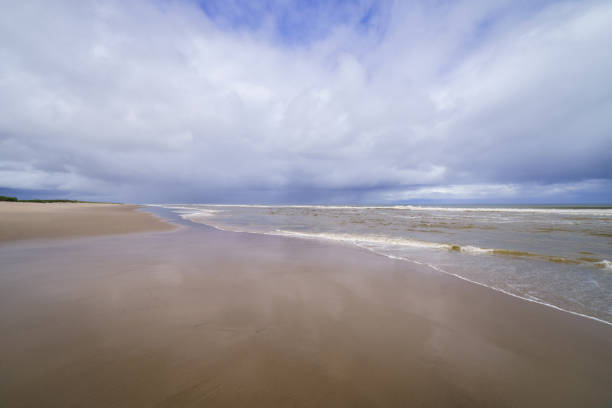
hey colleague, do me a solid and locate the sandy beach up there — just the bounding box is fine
[0,202,175,242]
[0,203,610,407]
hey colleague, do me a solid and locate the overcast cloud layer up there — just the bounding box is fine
[1,0,611,203]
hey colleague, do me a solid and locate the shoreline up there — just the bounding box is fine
[164,208,612,327]
[1,204,611,406]
[2,201,610,326]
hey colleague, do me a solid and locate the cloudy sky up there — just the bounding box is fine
[1,0,611,204]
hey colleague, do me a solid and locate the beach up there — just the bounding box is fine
[0,202,175,242]
[0,203,610,407]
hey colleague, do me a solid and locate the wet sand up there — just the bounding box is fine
[0,206,611,407]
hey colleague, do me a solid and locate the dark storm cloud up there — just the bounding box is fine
[0,0,611,203]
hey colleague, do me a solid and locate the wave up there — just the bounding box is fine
[275,230,454,250]
[146,203,612,217]
[389,205,612,216]
[148,205,221,219]
[274,230,598,266]
[596,260,612,270]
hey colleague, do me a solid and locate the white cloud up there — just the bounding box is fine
[0,0,611,202]
[381,179,612,203]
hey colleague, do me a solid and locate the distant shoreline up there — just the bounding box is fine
[0,195,117,204]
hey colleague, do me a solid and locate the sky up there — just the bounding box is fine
[1,0,611,204]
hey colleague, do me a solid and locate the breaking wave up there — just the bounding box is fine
[273,230,600,267]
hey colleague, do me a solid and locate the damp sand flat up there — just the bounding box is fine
[0,207,611,406]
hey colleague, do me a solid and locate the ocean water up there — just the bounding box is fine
[152,204,612,324]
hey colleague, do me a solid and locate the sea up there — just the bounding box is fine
[151,204,612,325]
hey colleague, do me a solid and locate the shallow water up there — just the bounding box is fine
[151,204,612,324]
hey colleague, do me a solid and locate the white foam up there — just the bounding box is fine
[596,260,612,270]
[274,230,453,251]
[460,245,494,254]
[273,231,522,258]
[146,204,220,221]
[181,209,219,219]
